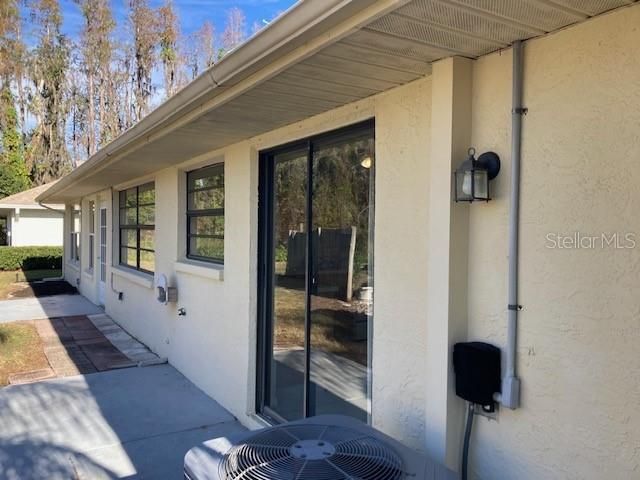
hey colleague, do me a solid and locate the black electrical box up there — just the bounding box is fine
[453,342,501,411]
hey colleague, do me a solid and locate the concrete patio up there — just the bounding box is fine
[0,365,246,479]
[0,294,103,323]
[0,290,162,384]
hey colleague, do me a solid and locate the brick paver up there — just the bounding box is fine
[9,315,133,384]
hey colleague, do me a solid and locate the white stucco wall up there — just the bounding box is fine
[61,4,640,478]
[467,6,640,480]
[7,208,63,246]
[69,76,435,441]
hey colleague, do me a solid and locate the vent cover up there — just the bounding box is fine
[220,424,405,480]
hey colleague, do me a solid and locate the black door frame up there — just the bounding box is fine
[256,118,375,423]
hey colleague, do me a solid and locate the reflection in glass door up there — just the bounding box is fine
[264,147,308,421]
[258,120,375,423]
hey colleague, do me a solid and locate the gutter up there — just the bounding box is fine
[36,0,381,204]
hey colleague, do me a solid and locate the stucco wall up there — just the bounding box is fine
[9,208,63,246]
[81,76,434,441]
[61,4,640,478]
[373,77,431,447]
[467,6,640,479]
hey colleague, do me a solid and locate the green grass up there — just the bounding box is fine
[273,284,368,365]
[0,322,49,386]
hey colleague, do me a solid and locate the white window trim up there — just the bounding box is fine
[69,207,81,266]
[87,200,96,275]
[174,259,224,281]
[111,265,154,289]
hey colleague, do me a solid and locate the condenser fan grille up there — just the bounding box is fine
[220,424,405,480]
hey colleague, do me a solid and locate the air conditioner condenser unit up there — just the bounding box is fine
[184,415,457,480]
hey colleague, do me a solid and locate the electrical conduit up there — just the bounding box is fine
[499,40,525,409]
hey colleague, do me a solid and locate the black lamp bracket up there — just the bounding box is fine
[476,151,501,180]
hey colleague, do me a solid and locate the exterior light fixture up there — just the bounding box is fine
[454,148,501,202]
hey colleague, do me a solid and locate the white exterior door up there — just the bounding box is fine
[98,206,107,305]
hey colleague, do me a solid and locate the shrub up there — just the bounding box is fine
[0,246,63,271]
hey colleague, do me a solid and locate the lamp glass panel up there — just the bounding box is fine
[473,170,489,199]
[455,170,472,201]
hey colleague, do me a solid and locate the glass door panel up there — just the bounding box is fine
[265,148,308,421]
[259,120,375,423]
[309,133,374,421]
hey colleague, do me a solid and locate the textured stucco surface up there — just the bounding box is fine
[467,6,640,479]
[67,77,435,443]
[373,77,431,449]
[58,4,640,478]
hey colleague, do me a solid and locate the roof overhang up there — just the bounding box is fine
[38,0,638,203]
[0,204,64,211]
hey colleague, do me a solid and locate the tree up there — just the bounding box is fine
[0,0,27,138]
[221,7,246,57]
[0,0,261,179]
[251,20,263,36]
[27,0,72,185]
[184,20,216,81]
[75,0,115,157]
[129,0,158,121]
[158,0,180,99]
[0,0,21,87]
[199,21,217,69]
[0,88,30,197]
[102,43,129,142]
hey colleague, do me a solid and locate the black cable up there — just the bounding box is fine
[461,402,475,480]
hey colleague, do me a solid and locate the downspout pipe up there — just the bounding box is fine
[501,40,525,409]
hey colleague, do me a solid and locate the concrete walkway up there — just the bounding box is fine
[0,365,246,479]
[0,294,103,323]
[88,313,161,366]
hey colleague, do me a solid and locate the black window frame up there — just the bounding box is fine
[256,119,376,423]
[186,163,225,264]
[118,182,155,274]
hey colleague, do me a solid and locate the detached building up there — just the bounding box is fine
[0,182,63,247]
[38,1,640,478]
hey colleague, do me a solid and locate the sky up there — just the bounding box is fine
[29,0,298,42]
[16,0,297,130]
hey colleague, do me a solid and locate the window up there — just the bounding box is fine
[88,201,95,270]
[119,182,155,273]
[70,207,81,263]
[186,164,224,263]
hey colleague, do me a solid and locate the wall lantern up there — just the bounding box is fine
[454,148,501,202]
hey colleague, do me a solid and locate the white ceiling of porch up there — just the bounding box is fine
[46,0,637,201]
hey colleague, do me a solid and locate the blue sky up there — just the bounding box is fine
[29,0,298,41]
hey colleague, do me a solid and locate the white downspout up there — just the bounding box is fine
[500,40,525,409]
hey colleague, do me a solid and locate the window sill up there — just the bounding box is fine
[175,259,224,281]
[83,268,94,278]
[112,266,154,289]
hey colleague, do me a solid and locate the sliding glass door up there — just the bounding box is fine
[258,120,375,423]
